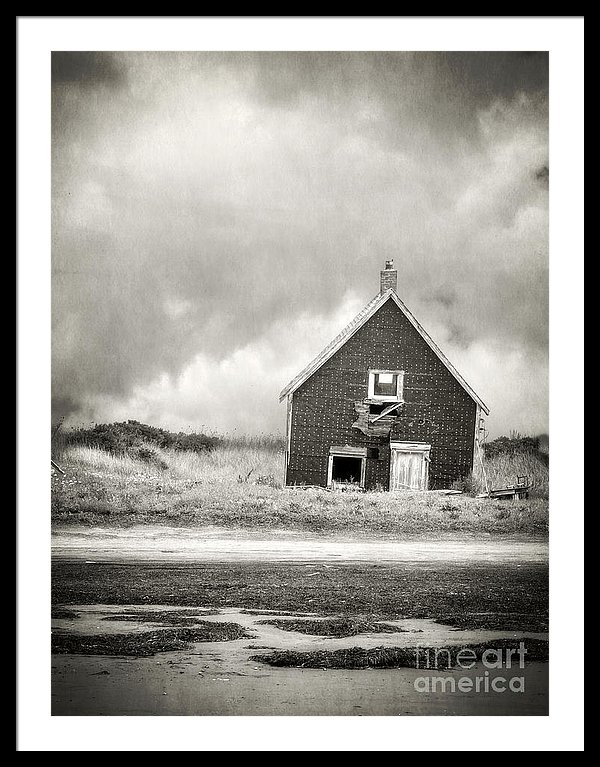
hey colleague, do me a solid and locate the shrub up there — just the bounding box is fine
[254,474,278,487]
[53,421,287,459]
[55,420,222,458]
[135,447,168,470]
[450,474,478,495]
[483,434,548,465]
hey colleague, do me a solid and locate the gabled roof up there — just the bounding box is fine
[279,289,490,415]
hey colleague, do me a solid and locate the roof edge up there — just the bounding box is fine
[386,291,490,415]
[279,289,490,415]
[278,291,388,402]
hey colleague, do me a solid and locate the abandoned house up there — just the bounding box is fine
[279,261,489,491]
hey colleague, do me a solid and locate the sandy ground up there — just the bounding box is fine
[52,605,548,716]
[51,528,548,715]
[52,525,548,563]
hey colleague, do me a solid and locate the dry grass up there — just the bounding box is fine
[473,451,548,497]
[60,446,147,478]
[51,443,548,536]
[257,617,405,637]
[251,638,550,669]
[52,621,250,656]
[165,445,282,484]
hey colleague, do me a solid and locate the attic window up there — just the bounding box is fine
[368,370,404,401]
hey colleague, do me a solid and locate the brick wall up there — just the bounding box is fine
[380,270,398,293]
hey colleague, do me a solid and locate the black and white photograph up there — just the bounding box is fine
[17,16,584,752]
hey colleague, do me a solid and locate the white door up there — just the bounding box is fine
[390,444,430,490]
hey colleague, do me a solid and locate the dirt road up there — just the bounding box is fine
[52,525,548,563]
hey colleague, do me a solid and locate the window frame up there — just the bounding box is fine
[327,446,367,489]
[367,369,405,402]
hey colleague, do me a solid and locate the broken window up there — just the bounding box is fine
[331,456,363,486]
[368,370,404,401]
[328,447,366,489]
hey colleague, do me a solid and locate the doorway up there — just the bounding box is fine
[389,442,431,490]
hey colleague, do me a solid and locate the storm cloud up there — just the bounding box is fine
[52,52,548,437]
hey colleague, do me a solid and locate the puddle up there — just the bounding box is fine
[52,603,548,715]
[52,604,548,654]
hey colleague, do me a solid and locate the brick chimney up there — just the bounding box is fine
[380,259,397,294]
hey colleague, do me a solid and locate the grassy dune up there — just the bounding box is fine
[473,449,548,498]
[51,440,548,536]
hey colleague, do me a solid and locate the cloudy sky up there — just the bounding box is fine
[52,51,548,438]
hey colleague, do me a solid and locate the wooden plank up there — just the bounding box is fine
[390,450,428,491]
[489,485,531,499]
[370,401,403,423]
[328,445,367,456]
[390,441,431,452]
[283,395,293,486]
